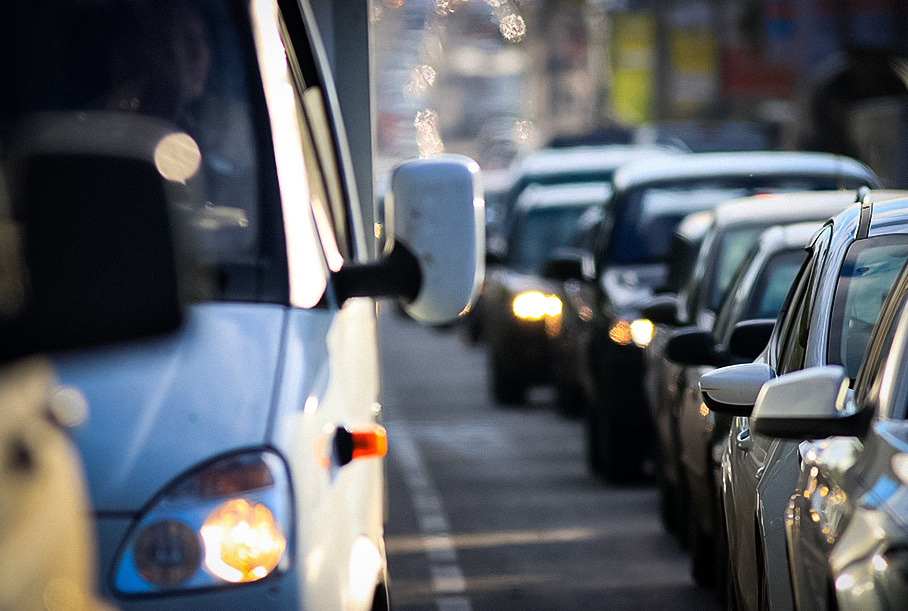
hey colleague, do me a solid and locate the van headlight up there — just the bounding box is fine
[113,449,292,595]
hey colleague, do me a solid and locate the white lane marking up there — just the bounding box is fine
[437,596,472,611]
[390,422,472,611]
[431,565,467,593]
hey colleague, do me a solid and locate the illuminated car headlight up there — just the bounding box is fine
[113,449,292,595]
[512,291,562,320]
[608,319,654,347]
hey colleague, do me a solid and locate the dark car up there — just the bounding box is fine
[489,143,684,246]
[467,145,680,345]
[484,182,609,404]
[699,194,908,610]
[650,189,896,583]
[751,237,908,611]
[627,209,715,424]
[544,151,881,482]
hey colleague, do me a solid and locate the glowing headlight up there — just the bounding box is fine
[114,450,292,595]
[609,319,654,347]
[630,319,655,347]
[512,291,562,320]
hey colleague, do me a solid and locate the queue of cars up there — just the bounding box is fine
[479,134,908,609]
[543,151,881,482]
[648,190,906,587]
[700,194,908,610]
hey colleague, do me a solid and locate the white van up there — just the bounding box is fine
[2,0,483,609]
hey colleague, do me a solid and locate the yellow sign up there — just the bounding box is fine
[610,13,656,124]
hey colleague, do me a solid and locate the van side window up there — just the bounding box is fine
[277,7,352,264]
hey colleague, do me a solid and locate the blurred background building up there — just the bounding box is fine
[371,0,908,187]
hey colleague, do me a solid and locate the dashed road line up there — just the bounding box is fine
[389,421,472,611]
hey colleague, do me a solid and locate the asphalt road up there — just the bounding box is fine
[377,307,722,611]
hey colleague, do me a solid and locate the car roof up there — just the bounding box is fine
[512,144,682,179]
[711,189,908,229]
[825,194,908,243]
[483,167,516,194]
[515,181,612,211]
[756,221,826,253]
[611,151,880,191]
[675,210,715,242]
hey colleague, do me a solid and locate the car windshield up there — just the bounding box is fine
[829,237,908,378]
[0,0,284,303]
[507,205,593,274]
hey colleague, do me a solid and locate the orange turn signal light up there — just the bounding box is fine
[351,425,388,461]
[317,424,389,468]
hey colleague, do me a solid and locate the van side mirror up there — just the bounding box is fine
[1,113,189,364]
[332,155,484,325]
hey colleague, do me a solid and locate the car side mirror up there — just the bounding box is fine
[751,365,870,439]
[1,113,189,364]
[541,248,592,282]
[699,362,774,417]
[665,327,718,366]
[728,319,775,360]
[332,155,484,325]
[641,294,680,326]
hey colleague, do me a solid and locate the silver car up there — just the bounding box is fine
[750,248,908,610]
[699,193,908,611]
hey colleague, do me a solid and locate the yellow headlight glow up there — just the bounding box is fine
[609,320,631,345]
[609,319,654,347]
[512,291,562,320]
[200,499,286,583]
[630,319,655,347]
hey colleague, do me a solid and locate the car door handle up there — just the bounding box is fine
[736,429,752,451]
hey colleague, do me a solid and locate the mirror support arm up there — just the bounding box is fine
[332,243,422,305]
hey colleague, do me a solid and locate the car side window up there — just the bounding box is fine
[776,226,831,374]
[827,236,908,380]
[857,292,908,419]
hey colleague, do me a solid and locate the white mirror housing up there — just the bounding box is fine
[388,155,485,325]
[751,366,869,439]
[699,362,774,416]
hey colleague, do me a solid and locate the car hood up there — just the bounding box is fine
[601,263,668,313]
[498,268,562,295]
[52,303,288,512]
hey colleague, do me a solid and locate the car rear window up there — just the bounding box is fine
[607,176,859,266]
[508,205,594,274]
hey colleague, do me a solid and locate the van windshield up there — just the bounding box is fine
[0,0,286,303]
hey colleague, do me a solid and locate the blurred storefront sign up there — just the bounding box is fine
[610,12,655,124]
[670,28,717,116]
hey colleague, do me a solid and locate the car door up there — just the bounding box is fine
[788,236,908,610]
[726,226,831,604]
